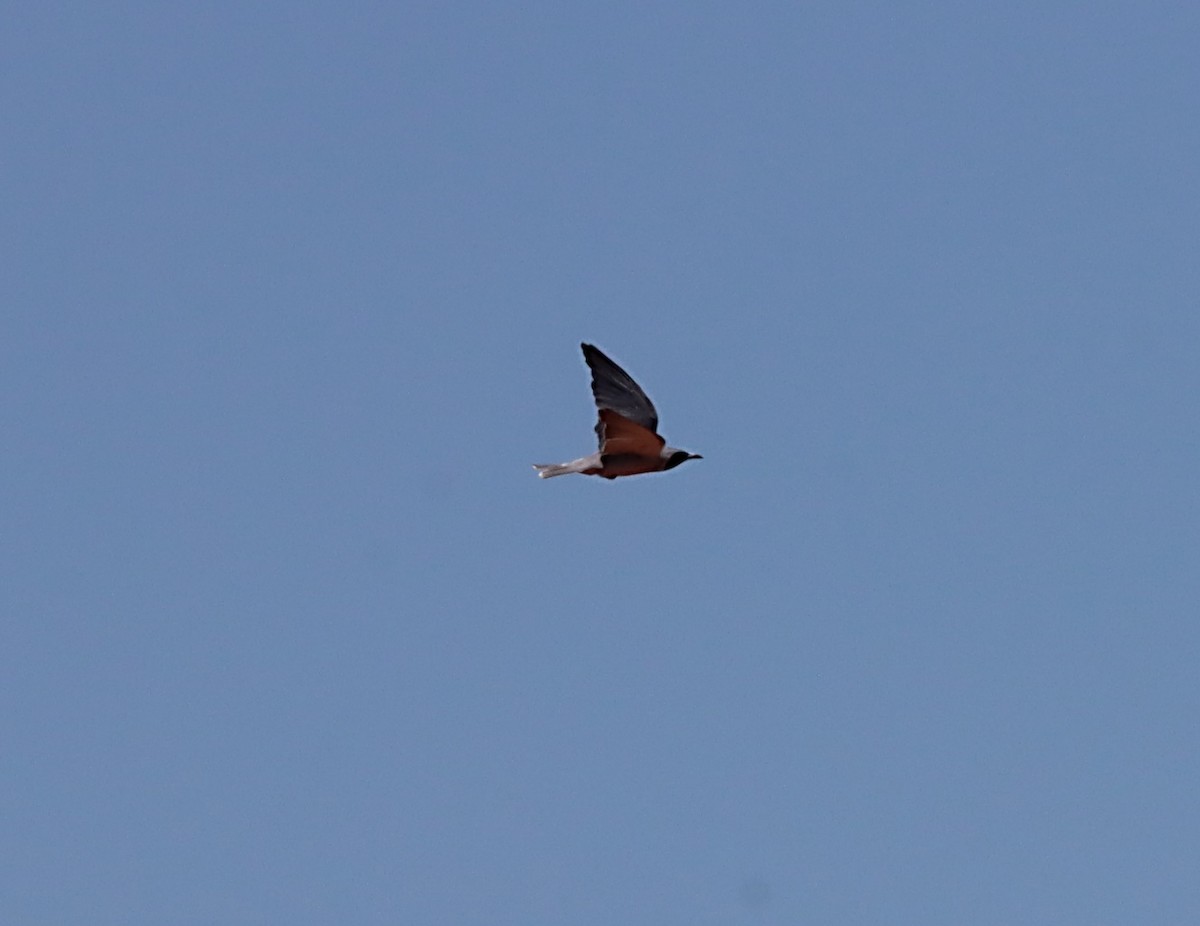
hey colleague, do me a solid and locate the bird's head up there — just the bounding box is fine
[663,449,703,470]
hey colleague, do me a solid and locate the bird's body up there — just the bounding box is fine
[534,343,702,480]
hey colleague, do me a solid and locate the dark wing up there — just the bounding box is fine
[595,408,665,458]
[581,343,659,437]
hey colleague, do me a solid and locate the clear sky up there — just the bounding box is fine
[4,2,1198,924]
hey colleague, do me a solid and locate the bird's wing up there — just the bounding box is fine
[596,408,665,458]
[582,343,659,435]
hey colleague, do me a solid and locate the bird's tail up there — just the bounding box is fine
[532,457,592,479]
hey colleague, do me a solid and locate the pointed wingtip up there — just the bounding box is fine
[580,343,607,367]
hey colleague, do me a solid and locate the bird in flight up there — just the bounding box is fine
[533,343,702,479]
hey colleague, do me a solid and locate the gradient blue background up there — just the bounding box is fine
[4,3,1198,923]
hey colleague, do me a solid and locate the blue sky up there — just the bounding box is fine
[4,2,1198,923]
